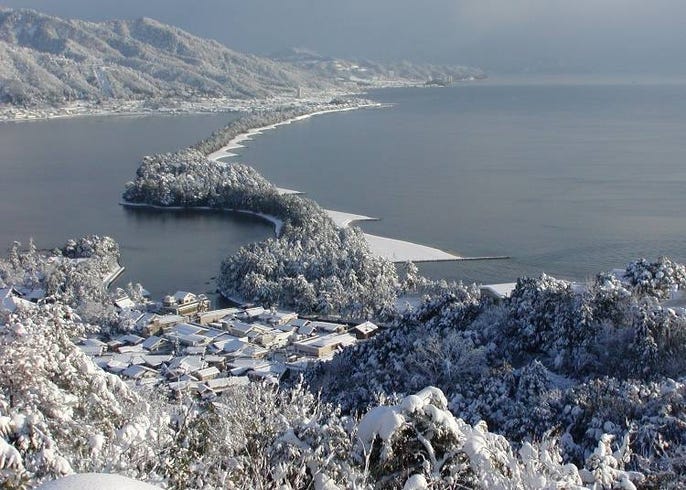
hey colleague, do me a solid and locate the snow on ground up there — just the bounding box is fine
[323,209,378,228]
[206,103,379,162]
[176,103,496,264]
[275,187,304,196]
[363,233,462,263]
[37,473,161,490]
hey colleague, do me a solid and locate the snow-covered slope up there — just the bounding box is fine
[0,8,332,106]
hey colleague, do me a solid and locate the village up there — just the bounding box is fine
[75,289,381,399]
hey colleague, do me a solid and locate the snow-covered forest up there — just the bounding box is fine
[123,105,400,319]
[309,257,686,488]
[2,240,683,487]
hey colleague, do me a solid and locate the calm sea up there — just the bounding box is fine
[0,113,271,300]
[235,78,686,284]
[2,78,686,299]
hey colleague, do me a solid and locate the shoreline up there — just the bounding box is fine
[0,90,361,124]
[120,201,284,236]
[206,102,386,162]
[204,104,508,264]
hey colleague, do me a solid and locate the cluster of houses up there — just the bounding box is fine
[78,290,380,399]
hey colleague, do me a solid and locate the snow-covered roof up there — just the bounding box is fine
[193,366,220,379]
[173,291,195,302]
[203,376,249,391]
[169,323,203,336]
[353,321,379,335]
[141,336,164,351]
[214,338,248,353]
[114,296,136,310]
[168,355,205,373]
[122,365,158,380]
[117,334,145,345]
[310,321,347,333]
[142,355,173,368]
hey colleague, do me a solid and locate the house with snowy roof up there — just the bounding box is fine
[310,321,347,334]
[293,333,357,358]
[162,291,210,316]
[352,321,380,340]
[258,310,298,326]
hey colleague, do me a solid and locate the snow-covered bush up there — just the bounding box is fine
[0,236,120,326]
[0,303,173,487]
[623,257,686,300]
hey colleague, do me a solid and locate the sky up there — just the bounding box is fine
[2,0,686,75]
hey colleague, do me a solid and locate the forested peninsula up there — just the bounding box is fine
[123,101,401,318]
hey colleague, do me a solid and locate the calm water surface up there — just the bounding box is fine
[234,79,686,284]
[2,79,686,296]
[0,113,271,299]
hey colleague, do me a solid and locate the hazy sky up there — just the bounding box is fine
[2,0,686,74]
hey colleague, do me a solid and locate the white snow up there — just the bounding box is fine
[275,187,304,195]
[207,104,379,162]
[324,209,378,228]
[403,474,429,490]
[356,405,406,451]
[363,233,462,263]
[480,283,517,299]
[36,473,161,490]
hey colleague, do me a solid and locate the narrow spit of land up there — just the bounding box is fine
[205,105,508,264]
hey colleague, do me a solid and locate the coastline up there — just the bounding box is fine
[204,103,507,264]
[120,201,284,236]
[206,102,386,162]
[0,90,360,123]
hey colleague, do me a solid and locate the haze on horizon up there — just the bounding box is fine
[1,0,685,76]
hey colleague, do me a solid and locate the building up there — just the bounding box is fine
[258,310,298,326]
[352,321,380,340]
[197,308,241,326]
[293,333,357,358]
[162,291,210,316]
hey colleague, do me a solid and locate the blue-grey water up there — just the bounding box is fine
[0,113,272,300]
[233,78,686,284]
[2,78,686,299]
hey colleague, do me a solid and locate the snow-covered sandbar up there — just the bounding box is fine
[201,105,507,264]
[362,233,462,263]
[324,209,378,228]
[206,103,383,162]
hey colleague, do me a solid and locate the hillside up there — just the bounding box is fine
[270,47,486,86]
[0,8,332,107]
[0,9,485,113]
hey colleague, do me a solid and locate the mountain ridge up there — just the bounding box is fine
[0,8,484,112]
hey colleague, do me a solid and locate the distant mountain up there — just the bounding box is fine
[0,8,332,106]
[270,47,486,86]
[0,9,485,110]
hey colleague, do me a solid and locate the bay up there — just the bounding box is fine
[0,113,272,300]
[234,77,686,284]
